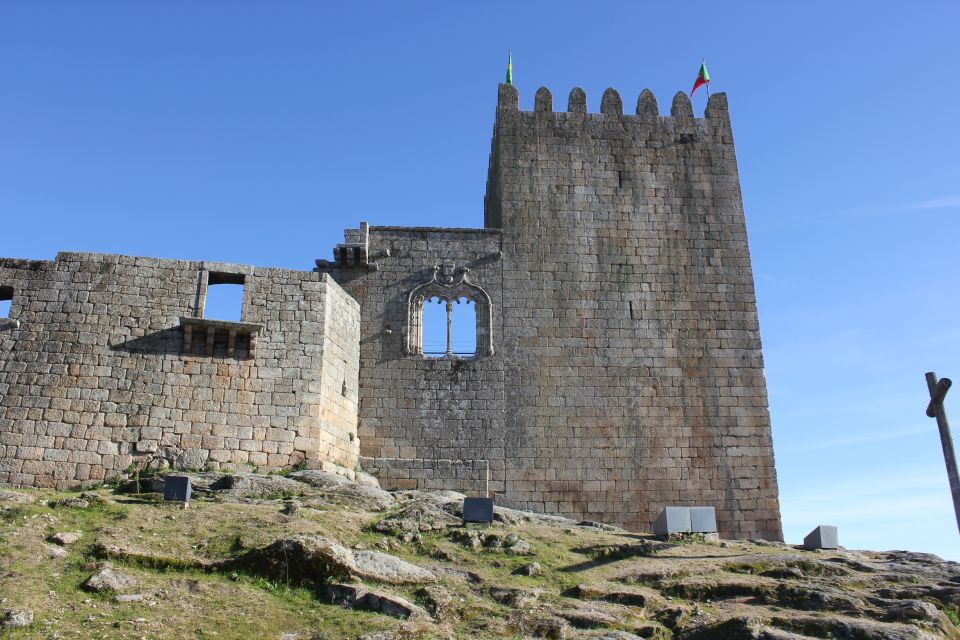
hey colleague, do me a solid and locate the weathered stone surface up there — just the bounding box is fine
[288,469,351,488]
[0,256,360,488]
[375,499,459,533]
[44,544,68,559]
[50,531,82,545]
[352,549,435,584]
[0,489,33,504]
[557,608,622,629]
[56,497,90,509]
[489,586,539,607]
[514,561,542,576]
[322,583,428,619]
[573,584,649,608]
[84,565,139,592]
[211,473,306,499]
[2,609,33,628]
[414,584,454,621]
[882,599,942,623]
[237,535,434,585]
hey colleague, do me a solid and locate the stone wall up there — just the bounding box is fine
[328,227,507,496]
[0,252,360,488]
[327,85,781,540]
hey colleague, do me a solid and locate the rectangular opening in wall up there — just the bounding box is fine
[421,297,446,357]
[204,272,245,322]
[451,297,477,357]
[0,286,12,318]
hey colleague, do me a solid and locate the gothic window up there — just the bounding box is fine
[407,265,493,358]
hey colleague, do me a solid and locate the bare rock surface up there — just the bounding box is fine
[50,531,82,545]
[2,609,33,628]
[209,473,306,499]
[288,469,352,488]
[236,534,435,585]
[374,500,459,534]
[84,565,139,592]
[0,489,33,504]
[322,583,428,619]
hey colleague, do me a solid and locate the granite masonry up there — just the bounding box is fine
[0,84,782,540]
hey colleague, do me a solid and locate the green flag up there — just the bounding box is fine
[505,51,513,85]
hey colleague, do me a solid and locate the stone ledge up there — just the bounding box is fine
[179,317,264,358]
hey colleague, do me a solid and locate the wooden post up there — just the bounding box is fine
[925,371,960,533]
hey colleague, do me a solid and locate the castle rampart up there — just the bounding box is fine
[324,86,781,540]
[0,84,781,540]
[0,253,360,486]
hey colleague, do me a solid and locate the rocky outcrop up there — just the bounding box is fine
[234,535,435,586]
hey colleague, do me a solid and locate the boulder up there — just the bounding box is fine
[883,599,941,622]
[557,608,622,629]
[44,544,68,559]
[50,531,82,546]
[56,497,90,509]
[1,610,33,628]
[0,490,33,504]
[414,585,454,621]
[514,562,542,577]
[354,471,381,488]
[322,583,428,620]
[84,565,139,592]
[352,549,436,584]
[375,500,459,534]
[490,586,539,607]
[211,473,306,499]
[288,469,351,488]
[236,535,435,585]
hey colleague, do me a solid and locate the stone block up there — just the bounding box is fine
[690,507,717,533]
[653,506,691,536]
[803,525,838,550]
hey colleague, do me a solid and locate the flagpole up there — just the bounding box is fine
[704,59,709,98]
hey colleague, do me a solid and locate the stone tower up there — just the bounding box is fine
[328,84,782,540]
[0,82,781,540]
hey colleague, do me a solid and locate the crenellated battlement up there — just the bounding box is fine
[496,83,730,122]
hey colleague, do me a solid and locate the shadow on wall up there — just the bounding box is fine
[109,327,253,359]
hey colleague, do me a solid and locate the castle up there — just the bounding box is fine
[0,84,782,540]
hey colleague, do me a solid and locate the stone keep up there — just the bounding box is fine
[0,83,782,540]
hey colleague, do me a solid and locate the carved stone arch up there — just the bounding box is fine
[406,264,494,357]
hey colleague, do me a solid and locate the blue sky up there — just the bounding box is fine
[2,1,959,558]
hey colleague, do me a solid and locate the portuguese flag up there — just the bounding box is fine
[505,51,513,85]
[690,60,710,96]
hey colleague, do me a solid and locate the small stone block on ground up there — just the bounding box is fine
[803,525,839,550]
[163,475,192,502]
[463,497,494,523]
[653,507,691,536]
[690,506,717,533]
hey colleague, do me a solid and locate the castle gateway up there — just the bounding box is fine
[0,85,782,540]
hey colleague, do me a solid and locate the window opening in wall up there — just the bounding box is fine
[204,273,245,322]
[421,296,447,357]
[0,286,12,318]
[450,297,477,356]
[420,296,477,358]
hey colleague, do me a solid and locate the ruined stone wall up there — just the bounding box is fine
[326,227,506,495]
[332,85,781,540]
[0,252,360,488]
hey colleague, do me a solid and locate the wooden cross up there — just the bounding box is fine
[926,372,960,533]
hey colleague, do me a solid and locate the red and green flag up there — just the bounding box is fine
[505,51,513,85]
[690,60,710,96]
